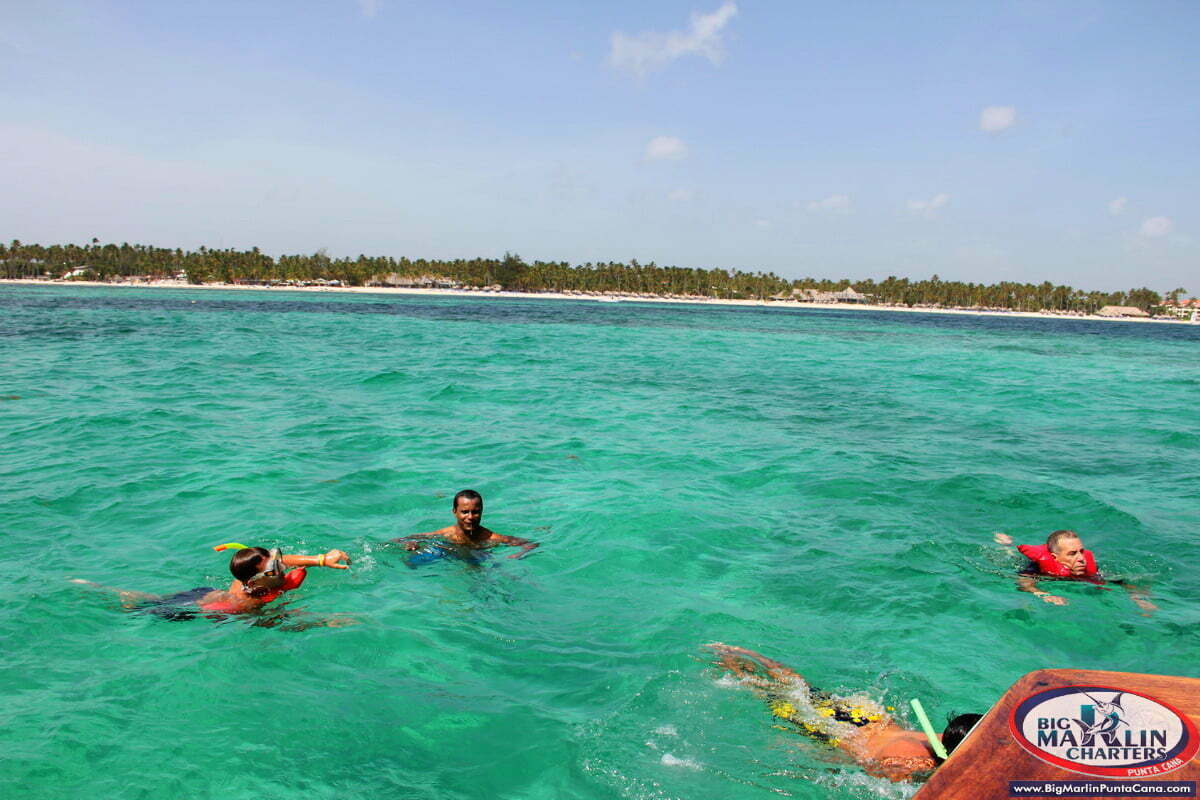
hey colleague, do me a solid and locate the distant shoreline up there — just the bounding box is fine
[3,278,1195,326]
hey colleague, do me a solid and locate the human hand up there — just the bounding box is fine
[993,532,1013,545]
[323,549,351,569]
[1133,596,1158,616]
[1040,593,1067,606]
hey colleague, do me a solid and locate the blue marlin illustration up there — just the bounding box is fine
[1073,691,1127,739]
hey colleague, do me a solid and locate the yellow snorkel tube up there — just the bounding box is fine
[213,542,250,552]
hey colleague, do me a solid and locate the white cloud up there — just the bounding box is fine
[979,106,1017,133]
[907,193,950,218]
[609,2,738,78]
[1108,197,1128,215]
[645,136,687,161]
[1140,216,1173,238]
[806,193,852,213]
[668,188,694,202]
[357,0,380,18]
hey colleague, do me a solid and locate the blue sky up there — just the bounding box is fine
[2,0,1197,291]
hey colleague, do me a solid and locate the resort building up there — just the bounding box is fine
[1160,299,1199,319]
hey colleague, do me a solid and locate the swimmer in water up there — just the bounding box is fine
[72,545,352,619]
[705,643,981,783]
[394,490,539,559]
[993,531,1156,614]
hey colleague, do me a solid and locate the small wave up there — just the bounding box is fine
[430,383,468,399]
[660,753,701,769]
[360,370,408,387]
[1157,429,1200,448]
[332,467,404,486]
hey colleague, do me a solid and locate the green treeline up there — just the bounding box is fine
[0,239,1185,312]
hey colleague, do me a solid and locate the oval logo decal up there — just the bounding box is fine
[1009,685,1199,778]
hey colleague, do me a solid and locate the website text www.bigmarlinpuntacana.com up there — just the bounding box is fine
[1008,780,1195,797]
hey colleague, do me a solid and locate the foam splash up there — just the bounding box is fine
[811,768,918,799]
[773,679,888,745]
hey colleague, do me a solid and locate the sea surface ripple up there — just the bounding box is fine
[2,285,1198,800]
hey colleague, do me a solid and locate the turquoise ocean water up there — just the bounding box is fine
[2,284,1198,800]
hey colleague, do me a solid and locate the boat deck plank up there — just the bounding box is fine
[914,669,1200,799]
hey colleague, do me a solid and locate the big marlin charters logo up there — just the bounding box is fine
[1010,686,1199,778]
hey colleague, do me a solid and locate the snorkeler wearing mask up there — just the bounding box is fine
[194,545,351,614]
[71,544,351,619]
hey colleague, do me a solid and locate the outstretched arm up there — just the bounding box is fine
[252,611,361,631]
[704,643,803,682]
[496,535,539,559]
[282,549,351,569]
[1016,574,1066,605]
[1120,583,1157,616]
[392,532,444,551]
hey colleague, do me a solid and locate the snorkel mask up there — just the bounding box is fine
[243,548,288,596]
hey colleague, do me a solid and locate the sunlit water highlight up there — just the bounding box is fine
[2,285,1198,800]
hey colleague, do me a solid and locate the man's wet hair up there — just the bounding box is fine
[941,713,984,759]
[453,489,482,509]
[229,547,270,581]
[1046,529,1081,553]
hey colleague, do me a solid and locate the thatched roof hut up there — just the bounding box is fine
[1096,305,1149,318]
[832,287,867,303]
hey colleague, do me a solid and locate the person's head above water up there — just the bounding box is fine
[452,489,483,534]
[453,489,482,508]
[228,546,288,597]
[940,713,984,760]
[1046,530,1089,577]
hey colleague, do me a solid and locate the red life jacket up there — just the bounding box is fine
[254,567,307,603]
[198,567,307,613]
[1017,544,1098,578]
